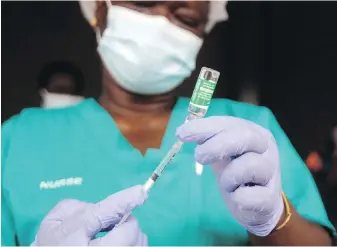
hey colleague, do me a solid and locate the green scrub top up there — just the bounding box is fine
[2,98,335,246]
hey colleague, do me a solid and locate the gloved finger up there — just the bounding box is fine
[194,130,269,165]
[41,199,87,224]
[89,216,142,246]
[231,186,279,215]
[176,116,270,145]
[219,152,274,192]
[36,200,91,246]
[176,116,230,144]
[86,185,147,236]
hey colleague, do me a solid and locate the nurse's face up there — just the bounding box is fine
[96,1,209,37]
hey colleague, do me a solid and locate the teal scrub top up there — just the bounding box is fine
[2,98,335,246]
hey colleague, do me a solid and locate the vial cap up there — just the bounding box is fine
[199,67,220,82]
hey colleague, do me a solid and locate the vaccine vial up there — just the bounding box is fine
[188,67,220,118]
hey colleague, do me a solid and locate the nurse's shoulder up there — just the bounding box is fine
[2,101,90,141]
[2,102,92,188]
[2,102,91,172]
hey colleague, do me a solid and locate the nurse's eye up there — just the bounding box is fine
[174,9,200,29]
[176,15,198,28]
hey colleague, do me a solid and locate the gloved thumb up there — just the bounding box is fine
[86,185,147,236]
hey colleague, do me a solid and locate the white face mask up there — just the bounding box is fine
[40,89,84,108]
[97,5,203,95]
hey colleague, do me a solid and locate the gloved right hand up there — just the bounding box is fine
[31,185,148,246]
[176,117,284,237]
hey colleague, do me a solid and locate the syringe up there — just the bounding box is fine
[115,67,220,228]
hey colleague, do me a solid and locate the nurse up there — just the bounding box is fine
[1,0,335,246]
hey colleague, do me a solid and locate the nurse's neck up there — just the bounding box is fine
[99,69,177,117]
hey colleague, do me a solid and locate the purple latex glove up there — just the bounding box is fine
[176,116,284,236]
[31,185,148,246]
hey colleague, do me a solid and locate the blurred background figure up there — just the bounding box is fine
[306,151,324,173]
[37,61,85,108]
[306,125,337,186]
[306,124,337,227]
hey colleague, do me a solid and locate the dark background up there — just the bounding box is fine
[2,1,337,159]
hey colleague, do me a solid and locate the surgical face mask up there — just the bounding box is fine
[97,5,203,95]
[40,89,84,108]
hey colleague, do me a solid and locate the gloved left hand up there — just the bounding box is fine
[176,116,284,237]
[31,185,148,246]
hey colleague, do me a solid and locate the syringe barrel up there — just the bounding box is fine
[188,67,220,118]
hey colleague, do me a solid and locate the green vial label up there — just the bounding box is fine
[190,78,216,109]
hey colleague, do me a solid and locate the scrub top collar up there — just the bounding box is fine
[77,97,189,156]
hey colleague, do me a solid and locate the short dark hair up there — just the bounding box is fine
[37,61,84,94]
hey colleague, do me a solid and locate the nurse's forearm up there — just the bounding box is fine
[249,204,333,246]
